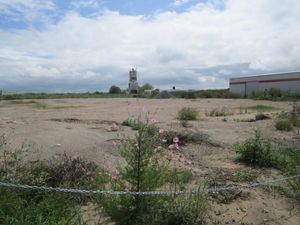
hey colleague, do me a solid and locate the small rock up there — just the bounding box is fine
[262,209,269,213]
[241,208,247,213]
[55,144,62,147]
[263,219,268,222]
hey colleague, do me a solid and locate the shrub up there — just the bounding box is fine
[178,107,199,121]
[235,129,274,167]
[96,115,207,225]
[109,85,122,94]
[275,119,293,131]
[0,188,85,225]
[208,107,233,117]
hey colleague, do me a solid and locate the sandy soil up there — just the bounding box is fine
[0,98,299,225]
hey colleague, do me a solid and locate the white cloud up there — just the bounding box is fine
[197,75,216,82]
[71,0,103,9]
[172,0,190,7]
[1,0,300,92]
[0,0,55,22]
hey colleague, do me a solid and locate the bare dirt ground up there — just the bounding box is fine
[0,98,299,225]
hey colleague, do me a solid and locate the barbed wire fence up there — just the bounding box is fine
[0,174,299,196]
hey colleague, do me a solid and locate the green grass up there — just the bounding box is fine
[275,119,293,131]
[32,103,81,110]
[230,169,258,182]
[0,188,86,225]
[242,105,278,112]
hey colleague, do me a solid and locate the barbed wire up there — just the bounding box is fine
[0,174,299,196]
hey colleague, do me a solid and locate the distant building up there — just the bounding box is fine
[128,68,139,94]
[229,71,300,96]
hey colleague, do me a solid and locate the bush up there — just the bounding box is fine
[109,85,122,94]
[208,107,233,117]
[178,107,199,121]
[275,119,293,131]
[0,188,85,225]
[235,129,274,167]
[96,115,207,225]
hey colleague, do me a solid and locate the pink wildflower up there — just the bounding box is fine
[174,143,179,150]
[111,171,118,180]
[112,140,117,147]
[159,128,164,133]
[156,145,163,151]
[173,136,179,143]
[100,163,112,170]
[72,153,81,161]
[112,122,119,129]
[86,171,91,176]
[134,143,140,150]
[149,117,156,124]
[106,127,112,132]
[179,154,186,162]
[124,186,131,193]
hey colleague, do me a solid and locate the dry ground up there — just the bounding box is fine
[0,98,299,225]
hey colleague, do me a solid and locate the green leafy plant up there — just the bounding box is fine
[96,115,207,225]
[0,188,86,225]
[178,107,199,121]
[275,119,293,131]
[235,129,274,167]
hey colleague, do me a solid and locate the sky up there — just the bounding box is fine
[0,0,300,92]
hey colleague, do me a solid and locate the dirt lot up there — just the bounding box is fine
[0,98,299,225]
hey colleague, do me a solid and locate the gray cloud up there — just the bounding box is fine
[0,0,300,92]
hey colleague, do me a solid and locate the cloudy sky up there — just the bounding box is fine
[0,0,300,92]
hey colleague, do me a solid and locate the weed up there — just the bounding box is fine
[235,129,274,167]
[0,188,86,225]
[178,107,199,121]
[243,105,278,112]
[96,115,208,225]
[275,119,293,131]
[208,107,233,117]
[231,169,258,182]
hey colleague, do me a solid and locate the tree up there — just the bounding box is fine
[109,85,122,94]
[138,83,154,95]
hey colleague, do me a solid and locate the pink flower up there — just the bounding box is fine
[124,186,131,193]
[149,117,156,124]
[86,171,91,176]
[112,140,117,147]
[72,153,80,161]
[156,145,163,151]
[111,171,118,180]
[100,163,112,170]
[173,136,179,143]
[134,143,140,150]
[106,127,112,132]
[174,143,179,150]
[159,128,164,133]
[179,154,186,162]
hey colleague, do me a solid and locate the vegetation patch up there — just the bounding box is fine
[32,103,81,110]
[235,129,274,167]
[242,105,278,112]
[275,119,293,131]
[178,107,199,121]
[207,107,234,117]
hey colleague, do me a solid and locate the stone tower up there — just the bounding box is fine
[128,68,138,94]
